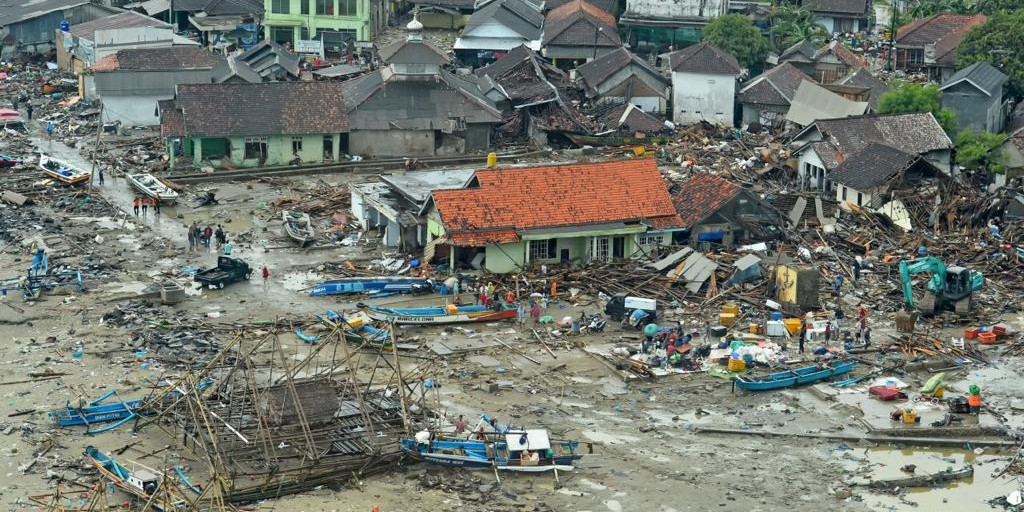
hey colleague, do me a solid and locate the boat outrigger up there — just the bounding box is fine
[733,360,857,392]
[48,390,151,433]
[401,414,591,474]
[361,303,516,325]
[127,173,179,204]
[39,154,91,185]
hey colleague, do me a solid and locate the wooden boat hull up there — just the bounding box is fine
[84,446,184,510]
[127,173,179,204]
[49,400,147,427]
[868,465,974,489]
[365,305,517,325]
[39,155,91,185]
[734,361,857,391]
[400,440,581,472]
[309,277,430,296]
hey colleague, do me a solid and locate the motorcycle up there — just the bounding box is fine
[579,312,606,334]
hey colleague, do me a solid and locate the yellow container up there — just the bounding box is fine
[344,317,365,328]
[727,358,746,372]
[783,318,802,335]
[749,323,759,334]
[722,304,740,315]
[446,304,458,315]
[934,386,944,398]
[902,411,917,424]
[486,152,497,167]
[720,312,736,327]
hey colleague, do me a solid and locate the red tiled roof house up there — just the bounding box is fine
[893,13,986,83]
[426,158,683,272]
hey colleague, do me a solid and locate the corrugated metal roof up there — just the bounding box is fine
[941,61,1008,97]
[0,0,91,26]
[69,10,169,40]
[785,80,868,126]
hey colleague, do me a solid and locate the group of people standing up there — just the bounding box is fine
[187,222,228,254]
[132,196,160,216]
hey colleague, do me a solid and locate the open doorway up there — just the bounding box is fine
[323,135,334,161]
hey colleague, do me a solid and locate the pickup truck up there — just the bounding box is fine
[194,256,252,289]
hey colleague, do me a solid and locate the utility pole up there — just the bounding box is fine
[887,0,897,71]
[89,103,102,192]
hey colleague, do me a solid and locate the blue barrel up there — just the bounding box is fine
[59,20,70,32]
[770,312,783,321]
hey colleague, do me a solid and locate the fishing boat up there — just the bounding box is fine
[84,445,186,510]
[733,360,857,392]
[361,303,516,325]
[868,465,974,489]
[309,276,431,297]
[127,173,179,204]
[296,310,396,348]
[48,390,150,431]
[39,154,91,185]
[400,415,590,473]
[282,210,315,245]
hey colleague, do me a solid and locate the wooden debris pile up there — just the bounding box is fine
[273,180,351,216]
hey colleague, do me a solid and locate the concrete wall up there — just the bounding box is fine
[465,123,491,152]
[625,0,727,19]
[923,148,952,174]
[419,12,469,29]
[942,82,1004,134]
[187,133,332,167]
[100,94,168,125]
[796,147,829,190]
[836,184,873,209]
[350,129,435,157]
[485,241,526,273]
[672,70,735,126]
[263,0,370,41]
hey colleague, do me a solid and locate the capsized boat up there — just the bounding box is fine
[84,445,186,510]
[39,154,91,185]
[309,276,431,297]
[283,210,315,245]
[127,173,179,204]
[361,302,516,325]
[400,415,591,473]
[296,310,396,348]
[733,360,857,392]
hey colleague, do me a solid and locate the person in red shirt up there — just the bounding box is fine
[261,265,269,291]
[133,197,140,217]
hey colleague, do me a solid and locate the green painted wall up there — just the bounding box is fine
[485,242,525,273]
[186,134,334,168]
[263,0,370,41]
[426,217,445,240]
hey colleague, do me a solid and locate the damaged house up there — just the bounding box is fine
[540,0,620,66]
[475,44,593,145]
[833,67,889,111]
[159,81,349,168]
[768,40,866,84]
[340,22,502,156]
[790,112,953,193]
[576,46,670,114]
[802,0,871,34]
[828,142,947,226]
[737,62,815,128]
[454,0,545,65]
[619,0,728,55]
[666,42,742,127]
[351,169,474,250]
[212,39,301,83]
[894,13,986,82]
[426,159,682,273]
[672,173,780,247]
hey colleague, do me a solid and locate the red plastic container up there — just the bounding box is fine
[992,325,1007,336]
[965,328,979,339]
[978,332,997,345]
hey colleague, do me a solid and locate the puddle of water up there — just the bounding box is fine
[859,446,1015,511]
[281,270,323,292]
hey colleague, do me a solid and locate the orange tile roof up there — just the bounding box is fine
[433,158,682,246]
[672,174,741,228]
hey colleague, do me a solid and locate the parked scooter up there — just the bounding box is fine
[579,311,606,334]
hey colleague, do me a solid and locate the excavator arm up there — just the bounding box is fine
[898,256,947,309]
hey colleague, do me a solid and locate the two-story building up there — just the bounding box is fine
[263,0,377,50]
[667,42,741,126]
[619,0,728,55]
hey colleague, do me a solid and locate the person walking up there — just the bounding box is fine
[203,226,213,249]
[530,301,541,327]
[153,197,160,215]
[833,273,844,295]
[261,265,269,291]
[26,103,33,121]
[798,324,807,354]
[141,196,149,216]
[516,301,527,330]
[187,225,196,253]
[46,121,54,142]
[98,166,104,185]
[863,325,872,347]
[215,225,225,248]
[223,239,233,255]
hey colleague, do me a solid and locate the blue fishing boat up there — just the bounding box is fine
[400,414,590,473]
[361,303,517,325]
[733,360,857,392]
[48,390,151,432]
[308,276,431,297]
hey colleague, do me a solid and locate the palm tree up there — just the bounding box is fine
[770,2,829,51]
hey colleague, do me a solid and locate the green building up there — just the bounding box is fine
[425,159,683,273]
[159,82,349,169]
[263,0,380,52]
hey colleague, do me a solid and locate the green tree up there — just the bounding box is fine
[769,2,828,51]
[907,0,972,17]
[702,14,770,70]
[877,82,957,131]
[955,129,1007,173]
[957,11,1024,94]
[974,0,1024,14]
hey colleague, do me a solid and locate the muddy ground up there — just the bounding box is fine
[1,131,1022,512]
